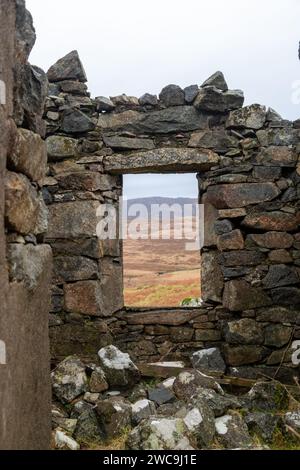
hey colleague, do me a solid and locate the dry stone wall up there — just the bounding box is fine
[44,55,300,383]
[0,0,51,449]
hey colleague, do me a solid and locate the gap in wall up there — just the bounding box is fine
[122,173,201,308]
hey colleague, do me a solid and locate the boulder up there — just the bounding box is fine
[9,128,47,182]
[173,370,223,401]
[51,356,88,404]
[89,367,109,393]
[159,84,185,107]
[223,319,264,345]
[191,348,226,373]
[226,104,267,129]
[98,345,140,388]
[194,87,244,113]
[131,399,156,425]
[201,71,228,91]
[247,381,289,412]
[47,50,87,82]
[215,413,253,449]
[97,398,132,438]
[60,109,95,134]
[126,417,193,450]
[46,135,78,160]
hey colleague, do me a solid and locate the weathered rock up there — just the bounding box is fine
[268,249,293,264]
[223,319,264,345]
[182,398,215,447]
[159,85,185,107]
[98,345,140,388]
[255,146,297,167]
[188,129,238,153]
[89,367,109,393]
[183,85,199,104]
[7,244,52,291]
[15,0,36,62]
[196,388,242,417]
[58,80,88,95]
[223,345,266,366]
[284,411,300,432]
[173,370,223,401]
[219,250,265,267]
[47,50,87,82]
[226,104,267,130]
[5,171,45,234]
[51,356,88,404]
[95,96,115,112]
[50,238,103,259]
[245,412,280,443]
[55,171,112,192]
[194,87,244,113]
[53,255,98,283]
[256,306,300,324]
[148,387,175,406]
[103,135,155,150]
[8,128,47,182]
[46,135,78,160]
[74,409,103,444]
[214,219,233,235]
[248,232,293,249]
[263,265,299,289]
[217,230,244,251]
[126,417,193,450]
[52,417,77,434]
[242,211,299,232]
[247,381,288,411]
[218,208,247,219]
[257,128,299,147]
[271,287,300,307]
[139,93,158,106]
[97,398,132,438]
[60,109,95,134]
[47,201,99,239]
[223,280,271,311]
[252,166,282,181]
[131,399,156,425]
[195,329,221,341]
[206,183,280,209]
[99,106,209,134]
[264,324,293,348]
[201,72,228,91]
[215,413,253,449]
[53,430,80,451]
[105,148,219,173]
[200,252,224,303]
[191,348,226,373]
[64,281,103,316]
[70,400,94,419]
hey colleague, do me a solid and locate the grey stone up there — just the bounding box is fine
[139,93,158,106]
[53,256,98,283]
[192,348,226,373]
[201,71,228,91]
[263,265,299,289]
[247,381,288,411]
[223,345,266,366]
[182,397,215,447]
[245,412,281,443]
[51,356,88,404]
[103,135,155,150]
[105,147,219,173]
[194,87,244,113]
[53,430,80,451]
[223,319,264,345]
[255,146,297,167]
[264,324,293,348]
[131,399,156,425]
[215,413,253,449]
[46,135,78,160]
[184,85,199,104]
[47,201,100,239]
[189,129,238,153]
[98,345,140,388]
[95,96,115,112]
[226,104,267,130]
[206,183,280,209]
[223,280,271,312]
[284,411,300,432]
[74,409,103,444]
[47,50,87,82]
[159,84,185,107]
[201,252,224,303]
[58,80,88,95]
[110,94,139,106]
[61,109,95,134]
[16,0,36,61]
[271,287,300,307]
[148,387,175,406]
[97,398,132,439]
[89,367,109,393]
[196,388,243,417]
[219,250,265,267]
[173,370,223,402]
[214,219,233,235]
[257,128,299,146]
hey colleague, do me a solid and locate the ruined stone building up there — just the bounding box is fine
[0,0,300,449]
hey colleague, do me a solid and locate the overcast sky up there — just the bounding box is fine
[27,0,300,199]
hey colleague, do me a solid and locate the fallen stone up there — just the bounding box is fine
[103,135,155,150]
[9,128,47,182]
[89,367,109,393]
[51,356,88,404]
[98,345,140,388]
[215,413,253,449]
[191,348,226,373]
[46,135,78,160]
[131,399,156,425]
[194,87,244,113]
[47,50,87,82]
[226,104,267,130]
[148,387,175,406]
[104,147,219,173]
[61,109,95,134]
[196,388,243,417]
[173,370,223,401]
[74,409,103,444]
[247,381,288,412]
[223,280,271,311]
[182,397,215,448]
[245,412,281,443]
[284,411,300,432]
[201,71,228,91]
[52,417,77,435]
[53,429,80,451]
[159,84,185,107]
[97,398,132,438]
[127,417,193,450]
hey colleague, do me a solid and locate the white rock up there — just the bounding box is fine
[54,429,80,451]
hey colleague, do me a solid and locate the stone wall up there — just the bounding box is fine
[44,55,300,383]
[0,0,52,450]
